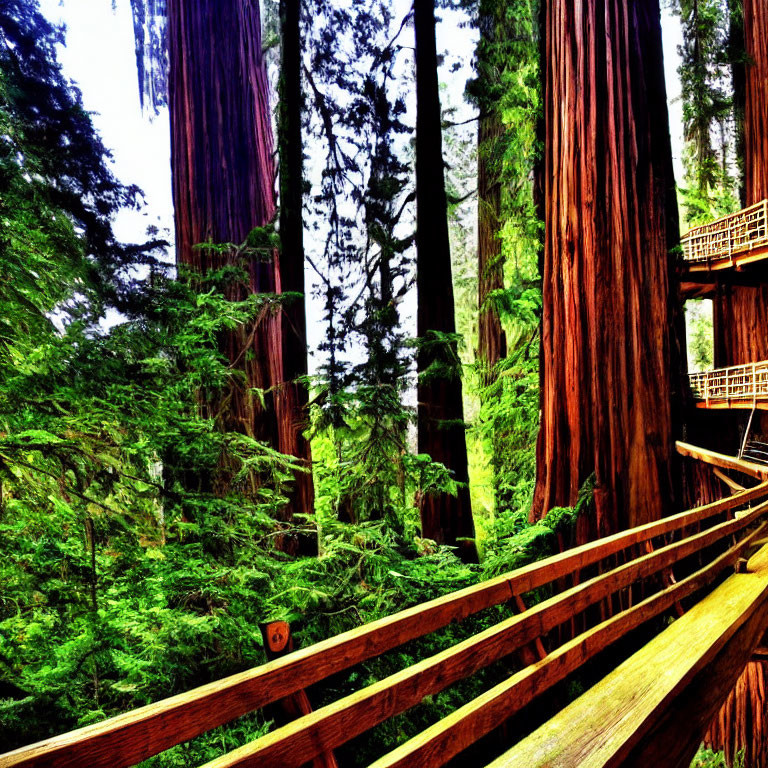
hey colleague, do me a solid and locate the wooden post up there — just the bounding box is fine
[260,622,339,768]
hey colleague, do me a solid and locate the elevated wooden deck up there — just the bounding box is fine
[490,540,768,768]
[3,447,768,768]
[681,200,768,273]
[689,360,768,410]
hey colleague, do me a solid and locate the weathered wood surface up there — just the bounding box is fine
[676,441,768,479]
[713,468,746,492]
[367,525,768,768]
[487,539,768,768]
[3,467,766,768]
[197,502,768,768]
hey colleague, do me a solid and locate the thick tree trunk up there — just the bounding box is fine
[713,0,768,370]
[168,0,310,528]
[169,0,278,439]
[531,0,681,540]
[277,0,315,528]
[477,110,507,372]
[706,1,768,763]
[414,0,477,562]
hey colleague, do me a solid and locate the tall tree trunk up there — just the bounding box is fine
[277,0,315,530]
[414,0,477,562]
[729,0,747,209]
[168,0,307,528]
[706,1,768,764]
[477,109,507,515]
[713,0,768,370]
[477,109,507,372]
[531,0,681,541]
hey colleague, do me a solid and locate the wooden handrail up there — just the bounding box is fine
[688,362,768,411]
[197,501,768,768]
[681,200,768,264]
[676,441,768,479]
[3,447,768,768]
[369,524,768,768]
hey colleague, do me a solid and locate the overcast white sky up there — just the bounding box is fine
[39,0,173,246]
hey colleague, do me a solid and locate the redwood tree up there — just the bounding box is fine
[713,0,768,369]
[476,6,506,373]
[277,0,314,522]
[531,0,682,539]
[477,110,506,372]
[414,0,477,561]
[705,1,768,763]
[168,0,278,436]
[168,0,312,522]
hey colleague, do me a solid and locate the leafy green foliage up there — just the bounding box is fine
[690,747,745,768]
[673,0,741,224]
[686,298,715,371]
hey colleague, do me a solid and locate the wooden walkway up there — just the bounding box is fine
[689,360,768,410]
[4,446,768,768]
[681,200,768,272]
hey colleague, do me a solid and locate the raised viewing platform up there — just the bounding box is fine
[681,200,768,272]
[689,360,768,410]
[4,444,768,768]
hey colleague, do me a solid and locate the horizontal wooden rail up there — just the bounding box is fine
[490,540,768,768]
[369,523,768,768]
[688,361,768,410]
[198,501,768,768]
[681,199,768,265]
[3,446,768,768]
[676,441,768,479]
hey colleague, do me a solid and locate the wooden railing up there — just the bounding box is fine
[689,360,768,406]
[681,200,768,265]
[3,452,768,768]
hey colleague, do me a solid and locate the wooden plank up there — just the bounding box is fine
[695,401,768,412]
[367,524,768,768]
[3,469,765,768]
[683,244,768,272]
[676,441,768,479]
[713,468,746,492]
[622,592,768,768]
[488,540,768,768]
[196,503,768,768]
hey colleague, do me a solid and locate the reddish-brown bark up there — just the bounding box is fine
[531,0,681,539]
[168,0,312,525]
[705,0,768,762]
[169,0,278,436]
[477,112,507,372]
[414,0,477,561]
[277,0,314,525]
[706,660,768,768]
[713,0,768,370]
